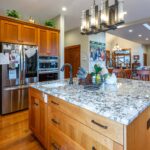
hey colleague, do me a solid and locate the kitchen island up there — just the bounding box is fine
[29,79,150,150]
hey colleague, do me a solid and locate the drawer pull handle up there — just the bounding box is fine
[147,118,150,130]
[92,146,96,150]
[51,101,59,106]
[34,102,38,106]
[91,120,108,129]
[51,142,60,150]
[51,118,60,125]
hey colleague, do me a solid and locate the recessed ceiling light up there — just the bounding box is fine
[143,23,150,30]
[129,29,133,33]
[123,12,127,15]
[138,34,142,37]
[146,38,149,41]
[62,7,67,11]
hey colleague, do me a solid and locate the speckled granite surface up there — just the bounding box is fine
[30,79,150,125]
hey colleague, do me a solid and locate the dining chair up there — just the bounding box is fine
[108,68,113,74]
[137,70,150,81]
[112,69,124,78]
[124,69,132,79]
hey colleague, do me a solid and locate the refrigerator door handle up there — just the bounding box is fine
[20,45,24,85]
[3,85,29,91]
[22,46,26,85]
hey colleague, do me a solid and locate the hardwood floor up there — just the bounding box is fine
[0,110,44,150]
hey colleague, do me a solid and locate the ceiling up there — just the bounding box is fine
[108,18,150,45]
[0,0,150,44]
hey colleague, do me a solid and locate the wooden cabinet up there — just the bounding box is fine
[48,106,122,150]
[1,20,21,43]
[0,19,1,41]
[0,16,60,56]
[29,88,48,149]
[29,88,150,150]
[48,30,59,56]
[49,125,84,150]
[38,29,48,55]
[48,96,123,150]
[38,29,59,56]
[49,95,123,145]
[0,20,37,45]
[21,25,37,45]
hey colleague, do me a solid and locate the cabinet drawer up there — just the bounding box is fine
[48,106,123,150]
[48,95,124,145]
[48,124,84,150]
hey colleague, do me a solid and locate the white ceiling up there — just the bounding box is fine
[0,0,150,44]
[109,19,150,45]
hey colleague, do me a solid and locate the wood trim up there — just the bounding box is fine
[0,15,60,32]
[65,44,81,50]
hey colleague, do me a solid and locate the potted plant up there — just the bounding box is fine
[45,19,56,28]
[6,9,20,19]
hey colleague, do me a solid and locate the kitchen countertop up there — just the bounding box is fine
[30,78,150,125]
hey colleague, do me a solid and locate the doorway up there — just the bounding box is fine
[143,53,147,66]
[65,45,81,78]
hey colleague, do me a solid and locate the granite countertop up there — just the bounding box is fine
[30,79,150,125]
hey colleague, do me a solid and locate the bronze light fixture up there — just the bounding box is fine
[81,0,125,35]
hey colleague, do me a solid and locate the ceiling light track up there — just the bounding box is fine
[81,0,125,35]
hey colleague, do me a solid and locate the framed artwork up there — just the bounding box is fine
[133,55,139,61]
[90,41,106,62]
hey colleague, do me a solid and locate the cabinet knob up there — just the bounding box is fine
[92,146,96,150]
[34,102,38,106]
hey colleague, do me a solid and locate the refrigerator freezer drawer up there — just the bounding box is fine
[2,86,28,115]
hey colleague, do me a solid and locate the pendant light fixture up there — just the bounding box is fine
[81,0,125,35]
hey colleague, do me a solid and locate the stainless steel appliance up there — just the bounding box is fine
[38,56,59,82]
[0,43,38,115]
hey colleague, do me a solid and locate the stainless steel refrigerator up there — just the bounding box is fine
[0,43,38,115]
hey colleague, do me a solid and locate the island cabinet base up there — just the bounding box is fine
[125,107,150,150]
[48,106,123,150]
[29,88,150,150]
[48,95,124,150]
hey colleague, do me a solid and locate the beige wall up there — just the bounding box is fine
[65,28,106,72]
[65,28,89,70]
[106,33,145,66]
[53,15,65,79]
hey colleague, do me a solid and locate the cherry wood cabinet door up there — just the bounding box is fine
[29,88,48,149]
[38,29,48,55]
[38,100,48,148]
[29,96,40,134]
[21,25,38,45]
[48,30,59,56]
[1,20,21,43]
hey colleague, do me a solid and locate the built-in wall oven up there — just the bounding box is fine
[38,56,59,82]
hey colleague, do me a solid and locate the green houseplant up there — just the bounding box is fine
[6,10,20,19]
[45,19,56,28]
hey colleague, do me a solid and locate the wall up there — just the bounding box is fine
[65,28,89,71]
[65,28,106,72]
[53,15,65,79]
[106,33,145,66]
